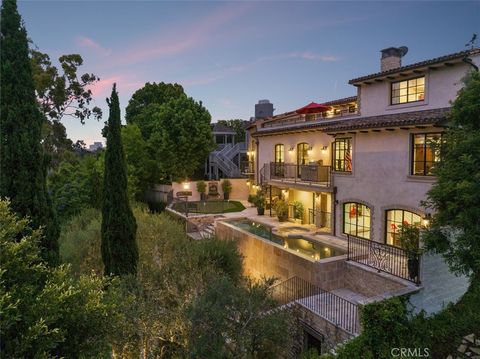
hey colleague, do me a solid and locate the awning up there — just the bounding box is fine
[296,102,331,114]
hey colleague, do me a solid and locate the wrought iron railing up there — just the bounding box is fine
[241,160,254,174]
[347,235,421,285]
[308,208,331,229]
[271,276,359,335]
[268,162,331,187]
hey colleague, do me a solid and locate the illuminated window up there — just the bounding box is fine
[412,133,442,176]
[391,76,425,105]
[333,138,352,172]
[274,144,284,163]
[343,202,371,239]
[386,209,421,247]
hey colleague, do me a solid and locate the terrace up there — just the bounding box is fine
[260,162,332,189]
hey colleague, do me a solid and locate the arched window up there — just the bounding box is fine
[385,209,421,247]
[343,202,371,239]
[274,144,284,163]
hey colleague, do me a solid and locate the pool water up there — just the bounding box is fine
[226,218,345,261]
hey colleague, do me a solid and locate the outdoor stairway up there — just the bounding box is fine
[271,276,361,335]
[209,143,246,179]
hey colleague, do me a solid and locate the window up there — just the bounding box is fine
[333,138,352,172]
[412,133,442,176]
[386,209,421,247]
[343,202,371,239]
[274,144,284,163]
[297,142,309,176]
[391,76,425,105]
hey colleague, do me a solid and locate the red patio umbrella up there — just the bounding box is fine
[296,102,331,114]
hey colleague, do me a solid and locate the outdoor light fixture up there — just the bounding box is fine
[307,146,313,155]
[422,213,432,227]
[321,145,328,154]
[246,180,250,186]
[288,147,294,153]
[183,182,190,190]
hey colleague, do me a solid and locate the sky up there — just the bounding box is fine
[18,0,480,145]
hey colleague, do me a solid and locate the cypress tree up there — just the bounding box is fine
[101,84,138,276]
[0,0,59,263]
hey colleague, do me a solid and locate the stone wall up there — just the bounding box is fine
[343,262,407,298]
[216,221,346,290]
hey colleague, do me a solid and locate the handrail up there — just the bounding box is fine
[267,162,331,187]
[271,276,359,334]
[347,234,421,285]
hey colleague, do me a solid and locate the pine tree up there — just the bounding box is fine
[101,84,138,276]
[0,0,59,263]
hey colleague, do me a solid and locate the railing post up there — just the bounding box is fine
[347,235,350,261]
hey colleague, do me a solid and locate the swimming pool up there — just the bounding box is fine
[225,218,345,261]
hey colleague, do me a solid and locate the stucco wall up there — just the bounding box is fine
[253,131,333,184]
[358,57,480,117]
[172,178,249,201]
[333,129,435,242]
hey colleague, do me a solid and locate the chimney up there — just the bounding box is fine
[380,46,408,72]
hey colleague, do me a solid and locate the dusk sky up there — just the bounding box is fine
[19,1,479,145]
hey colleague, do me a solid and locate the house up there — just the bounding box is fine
[204,122,248,180]
[217,46,479,353]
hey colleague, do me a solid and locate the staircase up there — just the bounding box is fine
[208,142,246,179]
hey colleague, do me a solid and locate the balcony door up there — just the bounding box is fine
[274,144,284,177]
[297,142,309,177]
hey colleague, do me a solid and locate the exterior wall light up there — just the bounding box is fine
[288,147,294,153]
[422,213,432,227]
[321,145,328,154]
[307,146,313,155]
[183,182,190,190]
[246,180,250,186]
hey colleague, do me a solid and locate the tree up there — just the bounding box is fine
[0,199,116,357]
[126,82,215,182]
[0,0,59,263]
[423,71,480,277]
[188,277,293,358]
[101,84,138,276]
[122,124,158,200]
[217,119,247,143]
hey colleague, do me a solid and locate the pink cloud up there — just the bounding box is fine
[76,36,111,56]
[288,52,339,61]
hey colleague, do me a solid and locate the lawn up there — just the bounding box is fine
[171,200,246,214]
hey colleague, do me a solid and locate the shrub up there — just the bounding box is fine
[275,200,289,218]
[196,180,206,193]
[292,200,304,220]
[221,179,232,194]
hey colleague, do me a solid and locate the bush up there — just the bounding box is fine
[275,200,289,218]
[196,180,206,193]
[221,179,232,194]
[292,200,304,220]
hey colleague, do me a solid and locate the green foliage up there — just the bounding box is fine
[222,179,233,194]
[217,119,247,143]
[275,200,289,218]
[188,277,293,359]
[48,152,103,223]
[196,180,207,193]
[122,123,158,200]
[397,223,421,254]
[125,82,215,182]
[30,50,102,124]
[0,199,116,358]
[251,190,265,209]
[41,119,73,169]
[292,200,304,220]
[101,84,138,276]
[423,71,480,276]
[0,0,59,263]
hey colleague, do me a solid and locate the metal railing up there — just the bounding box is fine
[261,109,358,129]
[271,276,359,335]
[268,162,331,187]
[241,160,254,174]
[347,235,421,285]
[308,208,331,229]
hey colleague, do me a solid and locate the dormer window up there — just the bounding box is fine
[391,76,425,105]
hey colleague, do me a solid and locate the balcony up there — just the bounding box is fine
[261,109,358,129]
[262,162,331,188]
[241,160,255,175]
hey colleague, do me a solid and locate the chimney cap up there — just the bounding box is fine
[381,46,408,59]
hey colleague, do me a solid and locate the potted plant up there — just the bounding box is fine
[275,200,289,222]
[196,180,207,201]
[397,223,422,281]
[222,179,232,200]
[292,200,304,224]
[251,191,265,215]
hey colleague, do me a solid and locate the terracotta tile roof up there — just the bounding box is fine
[252,107,450,136]
[349,48,480,85]
[322,107,450,133]
[321,96,357,106]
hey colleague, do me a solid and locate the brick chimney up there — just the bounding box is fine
[381,47,408,72]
